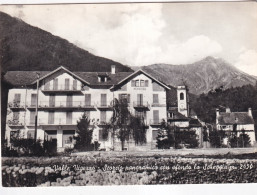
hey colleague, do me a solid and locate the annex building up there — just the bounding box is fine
[4,66,177,151]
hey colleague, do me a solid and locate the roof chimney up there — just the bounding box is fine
[248,108,252,117]
[111,65,116,74]
[216,108,219,117]
[226,108,231,113]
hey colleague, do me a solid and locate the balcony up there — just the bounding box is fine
[8,101,26,110]
[27,101,96,111]
[150,119,165,126]
[96,102,113,110]
[151,103,166,107]
[41,84,83,94]
[7,119,24,127]
[133,101,150,110]
[37,118,78,127]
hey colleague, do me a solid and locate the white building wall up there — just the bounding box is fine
[6,70,169,150]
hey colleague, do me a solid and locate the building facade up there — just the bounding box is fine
[4,66,171,151]
[216,108,256,145]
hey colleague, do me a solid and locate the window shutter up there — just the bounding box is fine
[85,94,91,106]
[67,95,73,107]
[145,80,149,87]
[73,80,77,90]
[65,79,70,90]
[127,94,130,104]
[153,94,159,104]
[30,111,35,124]
[48,111,55,124]
[131,80,135,87]
[31,94,37,107]
[53,78,58,90]
[14,94,21,106]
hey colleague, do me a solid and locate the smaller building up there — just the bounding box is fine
[167,85,203,147]
[216,108,256,145]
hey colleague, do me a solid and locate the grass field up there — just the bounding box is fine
[2,148,257,186]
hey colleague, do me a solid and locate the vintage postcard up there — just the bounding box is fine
[0,1,257,188]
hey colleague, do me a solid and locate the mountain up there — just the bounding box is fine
[0,12,133,73]
[135,56,257,95]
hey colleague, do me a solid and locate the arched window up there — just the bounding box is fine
[180,92,184,100]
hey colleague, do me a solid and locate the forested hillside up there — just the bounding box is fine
[190,83,257,130]
[0,12,132,73]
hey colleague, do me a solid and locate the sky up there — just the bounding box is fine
[0,2,257,75]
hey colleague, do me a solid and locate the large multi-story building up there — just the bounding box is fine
[4,66,171,151]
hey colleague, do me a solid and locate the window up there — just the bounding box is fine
[53,78,58,90]
[100,94,107,106]
[13,111,20,123]
[135,80,140,87]
[119,94,130,104]
[99,129,108,141]
[66,95,73,107]
[73,80,77,90]
[180,92,184,100]
[66,112,72,124]
[31,94,37,107]
[85,111,90,119]
[100,111,106,123]
[153,110,159,124]
[153,94,159,104]
[133,80,149,87]
[27,130,35,139]
[135,111,146,120]
[140,80,145,87]
[152,130,158,140]
[30,111,35,124]
[14,93,21,106]
[49,95,55,107]
[65,79,70,90]
[48,111,55,124]
[85,94,91,106]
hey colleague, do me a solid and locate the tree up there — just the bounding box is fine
[74,113,97,151]
[209,128,225,148]
[103,98,147,151]
[203,126,209,142]
[156,120,174,149]
[174,128,199,148]
[229,129,251,148]
[238,130,251,147]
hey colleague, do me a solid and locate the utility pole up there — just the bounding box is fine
[34,72,40,142]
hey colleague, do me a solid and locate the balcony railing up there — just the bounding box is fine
[8,101,26,110]
[96,101,112,110]
[7,119,24,126]
[28,101,96,110]
[41,84,82,94]
[133,101,150,110]
[38,118,78,125]
[150,119,165,126]
[151,103,166,107]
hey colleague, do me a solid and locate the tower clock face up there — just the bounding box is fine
[180,104,185,109]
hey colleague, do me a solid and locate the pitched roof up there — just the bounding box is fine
[217,112,254,125]
[189,118,202,127]
[4,71,50,86]
[3,66,171,90]
[111,69,170,90]
[168,108,190,121]
[31,66,90,85]
[3,70,131,87]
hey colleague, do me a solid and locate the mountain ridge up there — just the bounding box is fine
[0,11,133,73]
[133,56,257,95]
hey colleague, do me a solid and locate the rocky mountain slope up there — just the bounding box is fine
[134,56,257,95]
